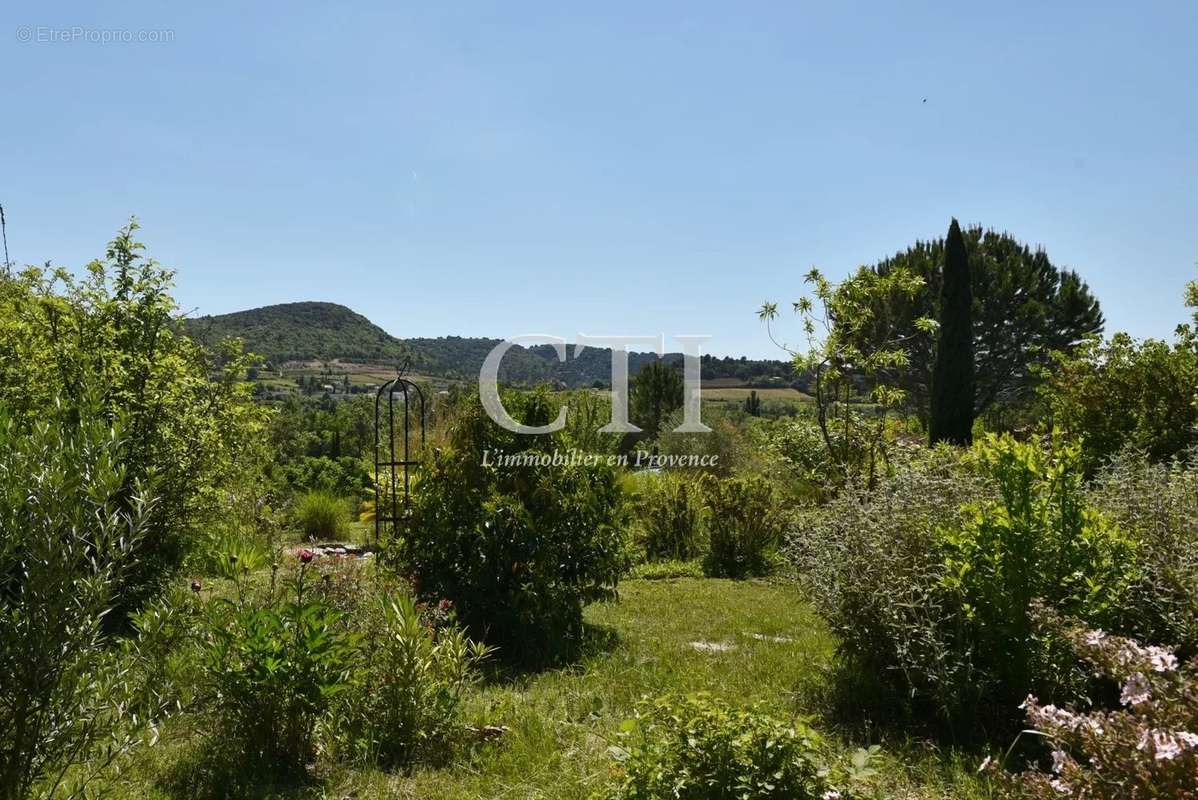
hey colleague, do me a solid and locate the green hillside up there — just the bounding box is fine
[185,302,411,365]
[186,302,799,388]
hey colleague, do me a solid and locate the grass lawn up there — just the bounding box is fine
[117,578,996,799]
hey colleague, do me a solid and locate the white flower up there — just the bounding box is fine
[1082,629,1107,647]
[1138,729,1183,761]
[1177,731,1198,750]
[821,792,842,800]
[1120,673,1151,706]
[1051,750,1068,774]
[1146,646,1178,673]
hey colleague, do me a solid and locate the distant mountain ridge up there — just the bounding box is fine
[184,302,798,388]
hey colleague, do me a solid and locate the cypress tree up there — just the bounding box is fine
[929,218,975,445]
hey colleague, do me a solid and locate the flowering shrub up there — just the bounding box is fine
[1000,606,1198,798]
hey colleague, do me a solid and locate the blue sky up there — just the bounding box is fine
[3,1,1195,358]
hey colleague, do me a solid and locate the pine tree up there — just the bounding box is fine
[930,219,975,445]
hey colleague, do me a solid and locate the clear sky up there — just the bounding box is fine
[3,1,1195,358]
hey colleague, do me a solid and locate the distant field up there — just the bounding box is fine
[703,387,811,404]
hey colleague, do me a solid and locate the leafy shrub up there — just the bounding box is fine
[635,473,704,562]
[1039,333,1198,473]
[604,693,873,800]
[0,222,267,617]
[652,409,745,476]
[793,445,986,726]
[937,435,1138,711]
[295,490,349,541]
[200,556,355,772]
[797,436,1140,732]
[997,605,1198,798]
[702,474,783,578]
[1087,452,1198,653]
[279,455,371,499]
[0,404,155,800]
[334,592,492,767]
[401,389,627,661]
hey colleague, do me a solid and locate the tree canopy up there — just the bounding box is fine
[854,226,1103,418]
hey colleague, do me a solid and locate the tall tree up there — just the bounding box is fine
[845,225,1103,420]
[630,360,684,438]
[929,219,974,444]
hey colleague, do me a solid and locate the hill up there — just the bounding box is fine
[186,302,799,388]
[185,302,411,364]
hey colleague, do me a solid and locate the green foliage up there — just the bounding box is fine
[702,475,783,578]
[400,389,627,661]
[200,565,355,772]
[603,693,835,800]
[629,559,705,580]
[797,435,1142,732]
[743,389,762,416]
[761,265,929,485]
[1087,452,1198,652]
[186,301,412,365]
[334,592,492,767]
[629,360,684,439]
[929,219,975,445]
[857,225,1104,418]
[0,403,155,800]
[0,221,268,616]
[294,490,350,541]
[938,434,1139,708]
[1039,332,1198,473]
[793,445,987,727]
[634,473,705,562]
[651,408,745,476]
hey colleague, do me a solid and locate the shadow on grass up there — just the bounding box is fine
[793,655,1011,752]
[478,621,623,686]
[156,734,324,800]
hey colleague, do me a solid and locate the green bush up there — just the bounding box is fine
[1087,452,1198,653]
[334,592,491,767]
[603,693,839,800]
[200,557,355,772]
[0,222,267,618]
[295,490,349,541]
[0,404,155,800]
[702,475,783,578]
[1039,333,1198,473]
[797,436,1141,732]
[400,389,627,662]
[938,434,1138,711]
[635,473,704,562]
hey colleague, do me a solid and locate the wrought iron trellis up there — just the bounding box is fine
[373,366,426,544]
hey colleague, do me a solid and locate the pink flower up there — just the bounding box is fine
[1120,673,1151,706]
[1146,646,1178,673]
[298,549,315,564]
